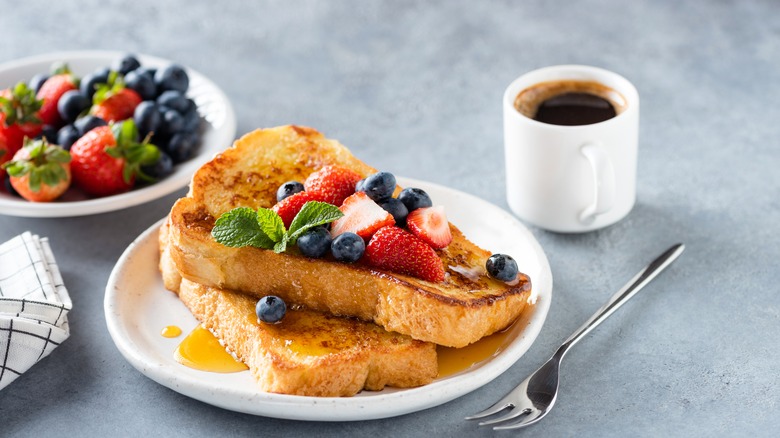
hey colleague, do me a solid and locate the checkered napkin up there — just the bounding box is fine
[0,232,71,391]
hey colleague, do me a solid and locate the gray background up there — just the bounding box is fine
[1,0,778,436]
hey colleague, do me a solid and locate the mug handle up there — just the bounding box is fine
[579,142,616,224]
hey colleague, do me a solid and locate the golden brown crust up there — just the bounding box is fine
[168,125,532,347]
[160,225,437,396]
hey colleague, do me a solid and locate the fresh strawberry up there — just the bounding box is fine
[0,83,44,163]
[364,226,445,282]
[36,66,77,125]
[406,206,453,249]
[330,191,395,240]
[304,165,363,205]
[92,88,142,122]
[90,71,142,122]
[70,120,160,197]
[3,138,71,202]
[272,191,326,228]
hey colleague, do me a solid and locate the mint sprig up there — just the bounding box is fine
[211,201,344,254]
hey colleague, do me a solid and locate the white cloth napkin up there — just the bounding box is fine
[0,232,71,390]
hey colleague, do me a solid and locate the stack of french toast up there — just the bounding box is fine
[159,125,532,397]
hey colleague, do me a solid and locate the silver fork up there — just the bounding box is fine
[466,243,685,430]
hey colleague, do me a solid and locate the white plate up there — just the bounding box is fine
[104,178,553,421]
[0,50,237,217]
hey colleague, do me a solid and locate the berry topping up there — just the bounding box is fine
[125,70,157,101]
[133,101,162,138]
[398,187,432,212]
[304,165,363,206]
[80,68,110,99]
[406,206,453,249]
[379,198,409,226]
[330,232,365,263]
[486,254,519,282]
[365,226,445,283]
[256,295,286,324]
[330,191,395,240]
[361,171,396,201]
[297,226,332,258]
[272,191,326,228]
[276,180,305,202]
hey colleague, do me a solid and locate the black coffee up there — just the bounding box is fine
[534,92,616,126]
[514,80,626,126]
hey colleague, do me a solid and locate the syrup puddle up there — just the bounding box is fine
[173,325,248,373]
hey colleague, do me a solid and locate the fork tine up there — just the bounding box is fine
[477,407,532,426]
[492,409,545,431]
[463,400,513,421]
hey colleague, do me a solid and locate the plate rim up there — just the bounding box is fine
[104,177,552,421]
[0,50,237,218]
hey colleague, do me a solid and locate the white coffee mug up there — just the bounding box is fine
[503,65,639,232]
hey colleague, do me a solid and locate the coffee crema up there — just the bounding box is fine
[514,80,627,126]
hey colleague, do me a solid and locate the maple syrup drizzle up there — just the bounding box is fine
[160,325,182,338]
[437,322,516,377]
[174,325,248,373]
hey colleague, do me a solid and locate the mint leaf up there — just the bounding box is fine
[212,201,343,253]
[256,208,286,242]
[287,201,344,243]
[211,207,275,249]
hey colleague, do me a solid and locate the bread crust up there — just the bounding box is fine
[160,220,437,396]
[169,125,532,348]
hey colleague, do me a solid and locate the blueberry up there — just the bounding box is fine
[134,101,162,137]
[141,150,173,179]
[74,115,107,137]
[161,109,185,135]
[486,254,519,282]
[3,175,20,197]
[166,132,197,163]
[134,66,156,80]
[379,198,409,226]
[80,68,111,99]
[113,54,141,75]
[362,171,396,201]
[297,227,332,258]
[155,64,189,94]
[331,232,365,263]
[156,90,189,113]
[29,73,50,93]
[182,103,201,132]
[276,181,304,202]
[57,90,90,124]
[125,70,157,101]
[39,125,58,142]
[56,125,80,150]
[256,295,286,324]
[398,187,432,212]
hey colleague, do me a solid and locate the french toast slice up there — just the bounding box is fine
[159,221,438,396]
[168,125,532,348]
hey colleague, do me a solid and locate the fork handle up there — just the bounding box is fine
[557,243,685,357]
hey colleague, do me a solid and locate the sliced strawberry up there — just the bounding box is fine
[406,206,453,249]
[272,191,326,228]
[364,226,445,282]
[37,71,77,125]
[304,165,363,205]
[331,192,395,240]
[91,88,142,122]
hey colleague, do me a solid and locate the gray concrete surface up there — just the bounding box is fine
[0,0,777,436]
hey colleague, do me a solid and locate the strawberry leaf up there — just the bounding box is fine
[0,82,43,126]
